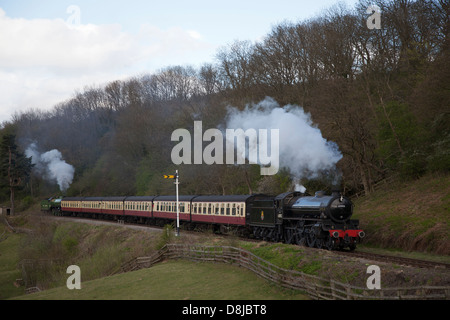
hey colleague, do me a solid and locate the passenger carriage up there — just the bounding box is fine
[124,196,155,218]
[190,195,251,226]
[152,195,196,222]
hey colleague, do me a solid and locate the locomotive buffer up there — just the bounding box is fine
[164,171,180,237]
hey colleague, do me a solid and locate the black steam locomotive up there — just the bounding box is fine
[47,190,364,251]
[249,191,364,251]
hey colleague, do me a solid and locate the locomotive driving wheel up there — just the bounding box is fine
[324,237,335,250]
[315,238,323,249]
[306,229,316,248]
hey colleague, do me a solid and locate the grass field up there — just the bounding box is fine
[0,231,24,299]
[10,260,308,300]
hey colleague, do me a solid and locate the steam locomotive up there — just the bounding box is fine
[43,190,364,251]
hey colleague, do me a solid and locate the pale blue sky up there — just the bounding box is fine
[1,0,359,44]
[0,0,359,123]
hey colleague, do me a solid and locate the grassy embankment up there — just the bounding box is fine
[11,260,307,300]
[353,173,449,255]
[1,217,309,300]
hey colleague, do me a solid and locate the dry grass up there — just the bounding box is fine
[353,173,450,254]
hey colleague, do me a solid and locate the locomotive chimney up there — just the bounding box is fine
[332,190,341,198]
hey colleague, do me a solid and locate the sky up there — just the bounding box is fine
[0,0,359,123]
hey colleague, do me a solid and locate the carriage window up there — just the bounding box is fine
[232,203,236,216]
[220,203,225,215]
[215,203,220,215]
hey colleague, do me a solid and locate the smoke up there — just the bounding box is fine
[25,143,75,192]
[225,97,343,192]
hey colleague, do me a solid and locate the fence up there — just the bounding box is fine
[116,244,449,300]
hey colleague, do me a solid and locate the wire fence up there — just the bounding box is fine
[115,244,449,300]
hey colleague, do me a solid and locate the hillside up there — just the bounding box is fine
[1,0,448,208]
[353,173,450,255]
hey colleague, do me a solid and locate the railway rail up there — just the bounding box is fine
[45,213,450,270]
[334,250,450,270]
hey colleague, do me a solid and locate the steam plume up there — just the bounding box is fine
[225,97,342,192]
[25,143,75,192]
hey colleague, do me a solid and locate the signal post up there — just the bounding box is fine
[164,170,180,237]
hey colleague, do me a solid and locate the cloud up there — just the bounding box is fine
[0,9,136,73]
[0,8,214,122]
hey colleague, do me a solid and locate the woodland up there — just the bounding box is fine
[1,0,449,206]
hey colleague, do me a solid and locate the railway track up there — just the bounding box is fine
[46,214,449,270]
[333,250,450,270]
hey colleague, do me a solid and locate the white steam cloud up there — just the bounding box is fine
[25,143,75,192]
[225,97,343,192]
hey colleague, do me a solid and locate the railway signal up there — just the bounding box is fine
[164,171,180,237]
